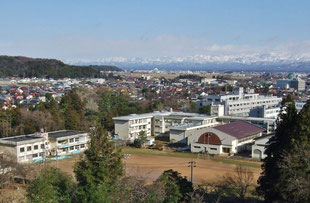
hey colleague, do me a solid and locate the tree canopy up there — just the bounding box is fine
[258,95,310,202]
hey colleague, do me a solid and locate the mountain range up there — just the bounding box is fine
[68,53,310,72]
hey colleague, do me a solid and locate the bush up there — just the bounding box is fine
[134,139,143,148]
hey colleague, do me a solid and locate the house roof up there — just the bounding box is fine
[214,120,264,139]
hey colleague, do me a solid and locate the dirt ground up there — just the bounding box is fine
[126,154,261,184]
[53,154,261,184]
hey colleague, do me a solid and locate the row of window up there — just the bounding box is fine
[58,137,81,144]
[61,144,85,152]
[229,99,279,108]
[193,145,217,151]
[129,119,149,125]
[20,144,45,153]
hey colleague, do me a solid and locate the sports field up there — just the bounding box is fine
[51,148,262,184]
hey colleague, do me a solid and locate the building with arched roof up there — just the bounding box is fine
[190,121,264,155]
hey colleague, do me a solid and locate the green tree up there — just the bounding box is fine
[189,102,198,113]
[45,92,53,101]
[64,108,80,130]
[74,127,123,202]
[199,105,211,115]
[26,167,74,203]
[258,95,310,202]
[156,169,193,203]
[139,130,147,146]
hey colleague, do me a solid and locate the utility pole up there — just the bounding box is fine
[188,160,196,183]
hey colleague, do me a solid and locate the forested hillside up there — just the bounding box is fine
[0,56,121,78]
[89,65,123,72]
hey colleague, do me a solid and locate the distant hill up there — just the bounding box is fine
[89,65,123,72]
[0,56,121,78]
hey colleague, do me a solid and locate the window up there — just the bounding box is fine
[194,146,201,149]
[69,138,74,143]
[75,145,80,150]
[75,137,79,142]
[70,146,74,150]
[27,146,31,151]
[20,147,25,153]
[41,144,45,149]
[81,144,85,148]
[32,154,38,158]
[34,145,38,150]
[210,148,217,150]
[39,152,44,157]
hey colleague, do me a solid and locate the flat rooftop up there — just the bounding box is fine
[2,135,42,142]
[48,130,86,139]
[113,111,200,121]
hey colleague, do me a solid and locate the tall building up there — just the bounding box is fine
[276,78,306,91]
[197,87,282,117]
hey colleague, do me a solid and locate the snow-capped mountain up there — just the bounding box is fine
[65,53,310,72]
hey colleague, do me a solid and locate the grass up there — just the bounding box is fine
[210,157,262,168]
[121,147,197,159]
[121,147,262,168]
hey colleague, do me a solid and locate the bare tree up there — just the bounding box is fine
[222,165,254,199]
[113,175,166,203]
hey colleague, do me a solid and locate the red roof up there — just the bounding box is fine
[214,121,264,139]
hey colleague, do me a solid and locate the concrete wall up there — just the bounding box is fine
[252,145,267,160]
[170,129,186,143]
[191,143,221,154]
[114,120,129,140]
[0,144,17,158]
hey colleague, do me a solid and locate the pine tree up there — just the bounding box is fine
[258,96,310,202]
[74,126,123,202]
[156,169,193,203]
[26,167,74,203]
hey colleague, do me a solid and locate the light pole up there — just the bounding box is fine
[188,160,196,183]
[56,150,59,168]
[124,153,131,175]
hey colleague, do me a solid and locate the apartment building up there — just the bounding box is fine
[277,78,306,91]
[0,130,89,163]
[197,87,282,116]
[249,105,280,119]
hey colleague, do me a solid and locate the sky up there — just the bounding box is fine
[0,0,310,63]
